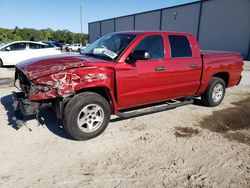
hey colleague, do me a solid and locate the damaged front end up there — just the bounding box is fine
[13,64,115,125]
[13,69,53,123]
[13,69,39,116]
[13,91,40,116]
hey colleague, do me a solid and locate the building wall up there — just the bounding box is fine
[198,0,250,58]
[115,16,134,31]
[88,22,100,42]
[134,11,161,30]
[101,19,115,36]
[161,3,200,37]
[88,0,250,59]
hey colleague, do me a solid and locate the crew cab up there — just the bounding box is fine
[13,31,243,140]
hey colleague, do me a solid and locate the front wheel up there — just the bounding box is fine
[63,92,111,140]
[0,59,3,67]
[201,77,226,107]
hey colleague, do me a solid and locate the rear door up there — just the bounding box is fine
[27,42,43,59]
[164,34,202,97]
[28,43,61,57]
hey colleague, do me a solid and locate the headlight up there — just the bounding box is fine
[38,85,50,92]
[30,83,50,93]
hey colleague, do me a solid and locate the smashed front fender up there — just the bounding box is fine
[29,67,115,101]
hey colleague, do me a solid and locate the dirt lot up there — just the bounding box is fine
[0,63,249,188]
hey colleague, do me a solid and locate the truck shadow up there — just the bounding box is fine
[0,65,15,69]
[0,94,73,140]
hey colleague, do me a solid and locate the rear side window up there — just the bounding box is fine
[169,35,192,58]
[135,35,164,60]
[29,43,46,49]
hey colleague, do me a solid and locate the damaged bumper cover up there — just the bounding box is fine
[13,91,40,116]
[13,91,66,119]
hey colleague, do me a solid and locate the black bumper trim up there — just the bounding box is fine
[13,91,39,116]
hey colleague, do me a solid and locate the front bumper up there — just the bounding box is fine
[13,91,40,116]
[13,91,67,120]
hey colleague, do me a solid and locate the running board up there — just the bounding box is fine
[117,99,193,119]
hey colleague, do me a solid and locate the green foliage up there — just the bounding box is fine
[0,27,88,44]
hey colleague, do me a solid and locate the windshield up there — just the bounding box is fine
[82,33,136,61]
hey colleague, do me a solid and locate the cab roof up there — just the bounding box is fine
[113,30,190,36]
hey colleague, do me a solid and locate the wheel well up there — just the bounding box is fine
[212,72,229,87]
[76,87,114,112]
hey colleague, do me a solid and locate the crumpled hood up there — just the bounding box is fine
[16,54,115,80]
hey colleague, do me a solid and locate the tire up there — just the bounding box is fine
[201,77,226,107]
[0,59,3,67]
[63,92,111,140]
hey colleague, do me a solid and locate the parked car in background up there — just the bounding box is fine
[0,41,62,66]
[42,41,62,50]
[62,43,70,51]
[67,43,82,52]
[79,44,90,53]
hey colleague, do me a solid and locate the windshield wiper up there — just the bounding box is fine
[82,53,95,57]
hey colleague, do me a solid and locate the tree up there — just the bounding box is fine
[13,35,23,41]
[0,27,88,43]
[44,28,53,41]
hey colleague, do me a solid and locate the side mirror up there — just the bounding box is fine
[127,50,150,62]
[5,46,10,51]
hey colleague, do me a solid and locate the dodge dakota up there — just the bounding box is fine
[13,31,243,140]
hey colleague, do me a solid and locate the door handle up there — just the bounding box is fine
[155,66,167,71]
[189,64,199,68]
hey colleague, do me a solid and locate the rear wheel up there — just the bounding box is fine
[63,92,111,140]
[201,77,226,107]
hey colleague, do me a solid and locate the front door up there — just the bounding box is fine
[116,34,169,109]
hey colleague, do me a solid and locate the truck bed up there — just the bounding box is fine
[200,50,242,58]
[197,50,243,95]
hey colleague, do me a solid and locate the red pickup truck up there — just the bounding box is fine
[14,31,243,140]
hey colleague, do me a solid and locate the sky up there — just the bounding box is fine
[0,0,197,34]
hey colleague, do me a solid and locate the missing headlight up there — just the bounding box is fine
[30,84,50,93]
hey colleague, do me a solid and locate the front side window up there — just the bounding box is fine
[169,35,192,58]
[6,43,26,51]
[134,35,164,60]
[82,33,136,61]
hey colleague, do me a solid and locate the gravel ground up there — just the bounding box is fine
[0,62,249,188]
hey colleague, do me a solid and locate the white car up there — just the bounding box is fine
[0,41,62,66]
[80,44,90,50]
[67,44,82,52]
[80,44,90,54]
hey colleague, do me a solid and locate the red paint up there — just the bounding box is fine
[15,31,243,114]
